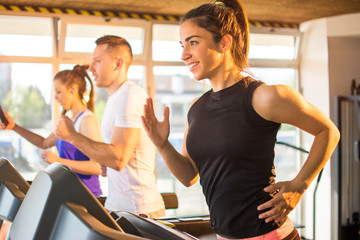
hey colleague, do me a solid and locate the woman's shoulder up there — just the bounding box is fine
[82,109,95,117]
[190,96,201,108]
[77,110,100,137]
[254,84,294,101]
[79,110,98,126]
[252,84,297,121]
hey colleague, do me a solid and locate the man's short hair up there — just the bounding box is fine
[95,35,133,60]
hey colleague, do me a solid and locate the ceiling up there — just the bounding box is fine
[1,0,360,24]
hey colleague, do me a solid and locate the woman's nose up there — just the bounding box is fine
[181,46,190,62]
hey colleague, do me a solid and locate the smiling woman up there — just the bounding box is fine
[141,1,340,240]
[151,22,300,219]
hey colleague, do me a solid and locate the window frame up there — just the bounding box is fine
[249,26,303,69]
[58,16,151,62]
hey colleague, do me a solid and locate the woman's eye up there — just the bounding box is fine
[190,41,197,46]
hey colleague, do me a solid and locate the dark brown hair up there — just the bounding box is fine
[181,0,249,71]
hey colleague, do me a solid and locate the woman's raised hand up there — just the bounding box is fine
[0,110,15,130]
[141,97,170,149]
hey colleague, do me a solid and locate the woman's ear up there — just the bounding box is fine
[220,34,233,52]
[69,85,76,94]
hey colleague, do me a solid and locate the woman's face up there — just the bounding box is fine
[180,20,224,81]
[53,78,74,111]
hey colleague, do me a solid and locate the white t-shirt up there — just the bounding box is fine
[101,81,164,214]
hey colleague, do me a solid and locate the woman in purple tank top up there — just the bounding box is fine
[1,65,102,197]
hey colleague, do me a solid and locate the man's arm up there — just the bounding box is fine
[54,115,140,171]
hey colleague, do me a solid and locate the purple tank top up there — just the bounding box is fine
[55,111,102,197]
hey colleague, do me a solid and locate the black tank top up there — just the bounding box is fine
[186,77,281,238]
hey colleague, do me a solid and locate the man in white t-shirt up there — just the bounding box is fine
[54,35,165,218]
